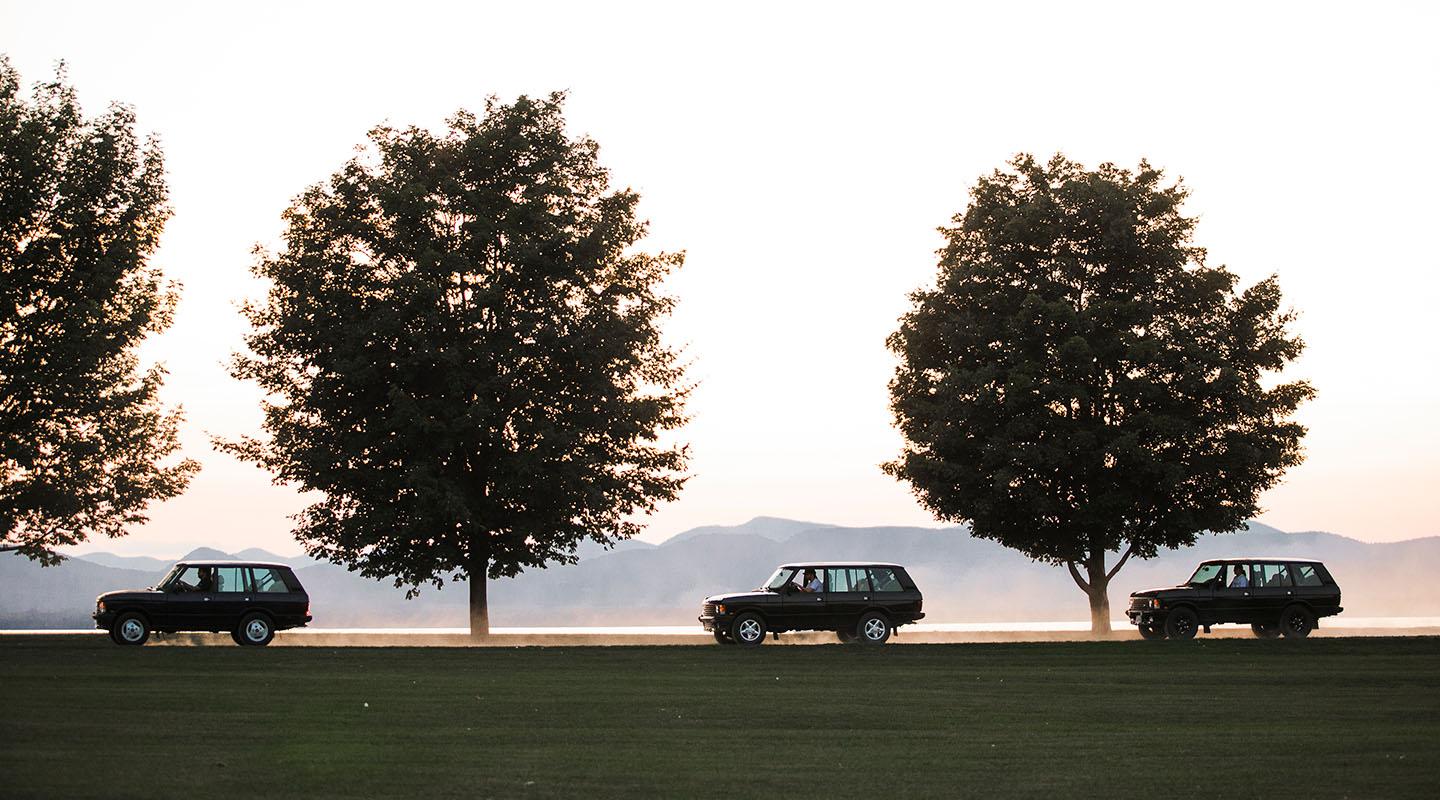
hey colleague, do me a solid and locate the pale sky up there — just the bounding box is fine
[3,1,1436,556]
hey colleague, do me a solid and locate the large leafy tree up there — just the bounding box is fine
[0,58,198,563]
[227,94,689,635]
[885,154,1313,633]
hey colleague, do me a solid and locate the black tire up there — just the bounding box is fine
[729,612,767,647]
[236,612,275,647]
[230,629,246,646]
[712,629,735,645]
[1280,605,1314,639]
[110,612,150,646]
[1137,624,1166,640]
[857,612,891,646]
[1251,622,1282,639]
[836,629,857,644]
[1163,607,1199,640]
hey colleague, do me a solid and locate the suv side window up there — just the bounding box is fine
[1259,563,1292,587]
[251,568,291,593]
[213,566,249,593]
[1294,565,1324,586]
[869,567,903,592]
[826,568,872,593]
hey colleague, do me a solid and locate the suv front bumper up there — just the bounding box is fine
[698,613,733,633]
[1127,609,1163,627]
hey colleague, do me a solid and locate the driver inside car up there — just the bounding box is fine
[800,569,823,593]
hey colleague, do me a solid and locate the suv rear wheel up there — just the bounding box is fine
[730,613,767,647]
[1280,605,1314,639]
[1164,607,1199,640]
[1251,622,1282,639]
[857,612,892,646]
[236,612,276,646]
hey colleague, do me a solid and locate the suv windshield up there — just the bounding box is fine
[1187,563,1224,586]
[155,565,183,590]
[764,568,797,590]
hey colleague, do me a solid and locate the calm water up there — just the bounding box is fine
[13,616,1440,636]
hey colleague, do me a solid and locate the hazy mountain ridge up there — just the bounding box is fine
[4,518,1436,628]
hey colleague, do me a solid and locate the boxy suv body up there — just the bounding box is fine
[699,562,924,646]
[1127,558,1342,640]
[94,560,312,646]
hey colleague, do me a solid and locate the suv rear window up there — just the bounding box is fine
[252,567,292,593]
[869,567,903,592]
[1294,564,1324,586]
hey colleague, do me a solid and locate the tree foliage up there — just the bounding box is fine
[885,154,1313,632]
[226,94,689,633]
[0,58,198,563]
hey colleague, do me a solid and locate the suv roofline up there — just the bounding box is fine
[172,560,296,569]
[1199,557,1326,564]
[778,561,906,569]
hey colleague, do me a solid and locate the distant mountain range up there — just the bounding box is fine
[3,517,1436,628]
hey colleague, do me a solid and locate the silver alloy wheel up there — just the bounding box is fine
[245,618,270,642]
[864,618,887,640]
[121,619,145,642]
[737,619,763,643]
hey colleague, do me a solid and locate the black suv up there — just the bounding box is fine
[94,560,312,646]
[699,562,924,647]
[1128,558,1342,640]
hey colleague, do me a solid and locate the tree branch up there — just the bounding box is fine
[1105,543,1135,582]
[1065,560,1090,593]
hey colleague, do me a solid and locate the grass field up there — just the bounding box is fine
[2,636,1438,799]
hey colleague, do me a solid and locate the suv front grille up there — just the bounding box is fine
[702,603,718,617]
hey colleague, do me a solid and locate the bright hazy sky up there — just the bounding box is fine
[3,1,1436,556]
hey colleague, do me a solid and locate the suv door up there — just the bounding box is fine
[1211,563,1256,623]
[1250,562,1296,621]
[780,569,829,631]
[210,566,253,631]
[825,568,872,631]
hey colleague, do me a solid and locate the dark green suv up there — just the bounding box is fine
[1127,558,1342,640]
[699,562,925,647]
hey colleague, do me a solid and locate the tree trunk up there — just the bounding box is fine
[468,546,489,639]
[1086,568,1112,636]
[1082,546,1111,633]
[1067,541,1134,637]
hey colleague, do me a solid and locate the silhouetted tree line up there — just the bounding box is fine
[0,58,1309,634]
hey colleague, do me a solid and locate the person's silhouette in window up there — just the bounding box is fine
[800,569,823,593]
[1229,565,1249,588]
[195,566,216,593]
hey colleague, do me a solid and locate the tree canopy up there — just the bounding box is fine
[226,93,689,634]
[885,154,1313,632]
[0,58,198,563]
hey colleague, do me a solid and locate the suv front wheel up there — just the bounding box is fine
[1164,607,1199,640]
[111,612,150,646]
[857,612,891,646]
[730,613,767,647]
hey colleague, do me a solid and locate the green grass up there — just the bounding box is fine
[2,636,1438,799]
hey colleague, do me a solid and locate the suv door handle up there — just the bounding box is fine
[816,597,823,602]
[863,596,869,601]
